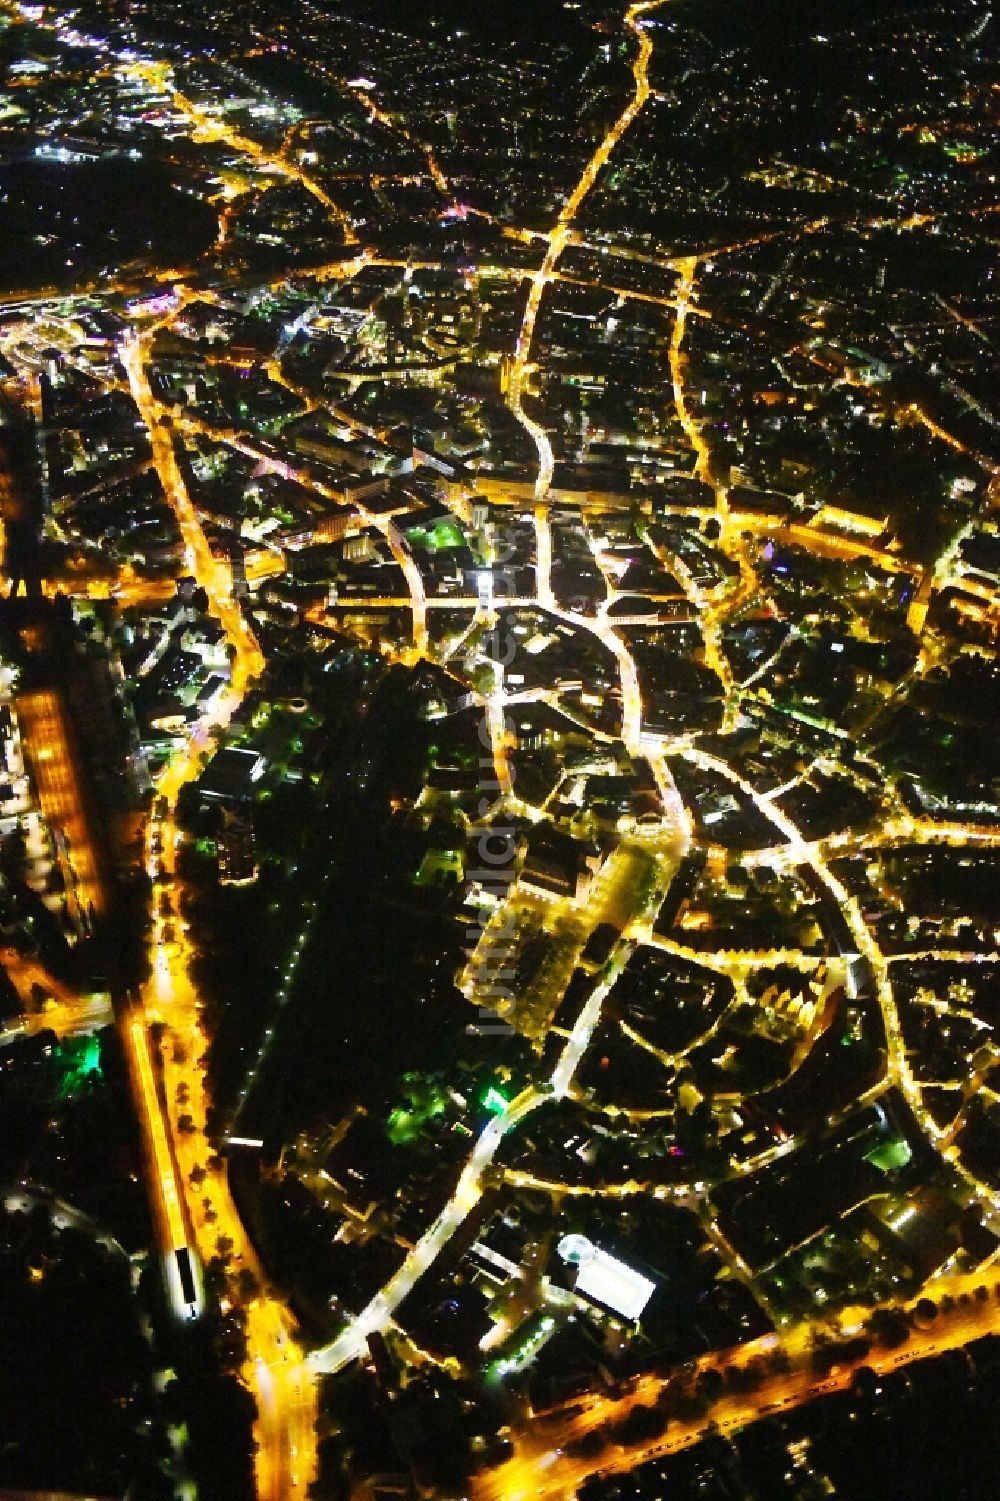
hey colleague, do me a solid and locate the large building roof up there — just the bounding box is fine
[558,1234,656,1322]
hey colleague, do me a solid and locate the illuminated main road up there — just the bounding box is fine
[309,937,648,1375]
[306,8,715,1380]
[159,398,430,660]
[668,256,713,486]
[507,0,667,499]
[3,4,995,1492]
[678,743,1000,1225]
[122,60,357,246]
[308,1085,545,1374]
[475,1267,1000,1500]
[0,950,113,1038]
[120,329,317,1501]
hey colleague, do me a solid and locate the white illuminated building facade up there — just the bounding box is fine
[557,1233,656,1322]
